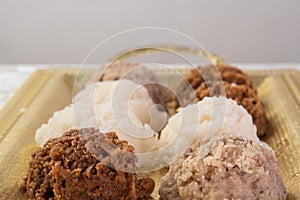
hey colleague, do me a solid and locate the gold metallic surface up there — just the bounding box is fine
[0,68,299,199]
[258,75,300,199]
[0,70,73,199]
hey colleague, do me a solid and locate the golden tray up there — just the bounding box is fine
[0,67,300,200]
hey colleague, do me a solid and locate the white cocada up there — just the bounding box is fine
[35,80,167,154]
[147,97,258,169]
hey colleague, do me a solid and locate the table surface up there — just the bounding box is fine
[0,63,299,110]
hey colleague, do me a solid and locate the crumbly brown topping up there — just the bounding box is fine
[24,128,154,200]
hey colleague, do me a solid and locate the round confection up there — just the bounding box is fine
[181,64,252,89]
[99,61,173,108]
[35,80,167,154]
[176,64,267,136]
[155,97,258,167]
[159,134,287,200]
[25,128,155,200]
[177,64,252,107]
[195,81,267,136]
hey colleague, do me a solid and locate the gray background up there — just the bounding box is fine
[0,0,299,64]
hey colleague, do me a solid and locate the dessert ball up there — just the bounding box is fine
[25,128,155,200]
[195,81,267,137]
[159,134,287,200]
[143,97,257,170]
[157,97,258,160]
[179,64,252,91]
[35,80,167,154]
[99,61,173,108]
[176,64,267,136]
